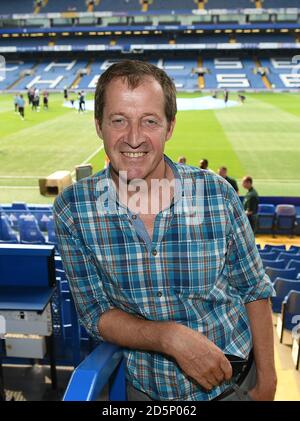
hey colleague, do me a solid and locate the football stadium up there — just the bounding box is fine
[0,0,300,404]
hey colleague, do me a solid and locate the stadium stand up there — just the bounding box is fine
[263,1,300,7]
[42,0,87,13]
[205,0,253,9]
[149,0,196,11]
[0,0,33,15]
[94,0,143,12]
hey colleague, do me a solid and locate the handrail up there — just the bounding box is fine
[63,342,125,401]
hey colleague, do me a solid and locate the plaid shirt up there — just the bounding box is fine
[53,155,274,401]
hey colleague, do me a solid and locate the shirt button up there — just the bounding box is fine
[157,291,162,298]
[152,249,157,256]
[132,214,137,220]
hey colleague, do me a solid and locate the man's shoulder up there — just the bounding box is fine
[249,188,259,198]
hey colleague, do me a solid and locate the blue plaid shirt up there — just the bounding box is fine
[53,155,274,401]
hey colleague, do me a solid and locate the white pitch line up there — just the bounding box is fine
[0,186,39,189]
[71,144,104,176]
[0,175,45,179]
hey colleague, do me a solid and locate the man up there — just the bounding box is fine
[13,94,19,113]
[224,89,229,105]
[199,158,208,170]
[177,156,186,165]
[54,60,276,401]
[17,94,25,120]
[218,166,239,194]
[78,91,85,113]
[43,90,49,110]
[242,176,259,232]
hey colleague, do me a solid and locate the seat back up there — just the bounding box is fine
[12,202,28,211]
[277,252,299,267]
[258,204,275,214]
[272,278,300,313]
[275,205,296,232]
[261,259,285,269]
[259,251,279,260]
[265,267,298,283]
[285,290,300,315]
[47,217,57,244]
[19,216,46,244]
[286,259,300,272]
[0,215,18,243]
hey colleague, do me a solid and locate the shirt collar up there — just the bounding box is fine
[104,154,183,212]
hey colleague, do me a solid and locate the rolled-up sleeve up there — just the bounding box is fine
[224,185,275,304]
[53,192,114,340]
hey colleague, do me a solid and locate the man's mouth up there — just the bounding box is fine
[121,152,148,158]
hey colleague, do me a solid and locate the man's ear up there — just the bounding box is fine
[166,118,176,142]
[95,119,103,139]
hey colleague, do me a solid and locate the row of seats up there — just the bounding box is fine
[1,0,297,15]
[256,204,298,236]
[0,214,56,245]
[259,248,300,330]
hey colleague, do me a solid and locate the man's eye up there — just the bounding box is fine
[143,119,158,127]
[111,118,126,127]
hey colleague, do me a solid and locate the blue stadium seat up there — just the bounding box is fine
[286,260,300,273]
[256,204,275,234]
[261,259,286,269]
[278,290,300,344]
[289,246,300,254]
[265,267,299,283]
[269,245,286,252]
[47,218,57,245]
[33,211,51,232]
[19,216,46,244]
[277,252,299,268]
[272,278,300,314]
[259,251,280,260]
[275,204,297,236]
[12,202,29,211]
[0,215,18,243]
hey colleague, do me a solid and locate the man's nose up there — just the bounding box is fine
[126,122,144,148]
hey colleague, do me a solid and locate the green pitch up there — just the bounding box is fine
[0,91,299,204]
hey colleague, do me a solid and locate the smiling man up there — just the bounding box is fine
[54,60,276,401]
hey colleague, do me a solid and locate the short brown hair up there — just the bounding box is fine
[94,60,177,125]
[243,176,253,184]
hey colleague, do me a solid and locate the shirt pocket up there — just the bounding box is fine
[174,238,226,293]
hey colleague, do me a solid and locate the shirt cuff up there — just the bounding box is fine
[242,274,276,304]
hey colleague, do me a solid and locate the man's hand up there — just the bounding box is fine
[163,323,232,391]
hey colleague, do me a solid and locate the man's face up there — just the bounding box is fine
[242,179,250,190]
[218,168,227,178]
[95,77,175,182]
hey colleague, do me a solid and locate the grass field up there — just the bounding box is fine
[0,91,300,204]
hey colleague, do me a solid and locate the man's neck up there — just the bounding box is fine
[110,158,175,215]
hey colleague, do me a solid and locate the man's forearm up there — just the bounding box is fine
[98,308,233,390]
[98,308,174,355]
[245,299,277,394]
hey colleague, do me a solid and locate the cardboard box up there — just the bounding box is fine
[39,170,73,196]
